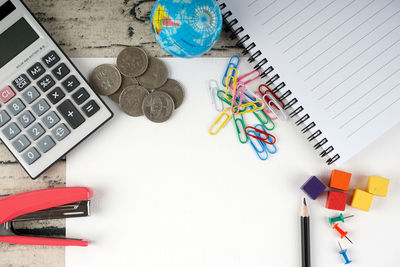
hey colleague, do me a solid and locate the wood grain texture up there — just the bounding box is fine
[0,0,238,266]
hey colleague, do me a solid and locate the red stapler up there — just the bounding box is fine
[0,187,92,246]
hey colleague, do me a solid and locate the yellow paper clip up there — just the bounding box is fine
[233,100,265,115]
[224,66,237,101]
[209,107,233,135]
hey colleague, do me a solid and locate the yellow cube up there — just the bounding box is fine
[367,176,389,196]
[351,189,373,211]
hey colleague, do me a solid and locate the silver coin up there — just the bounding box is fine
[89,64,122,96]
[109,76,139,103]
[117,47,149,77]
[142,91,174,123]
[157,79,184,109]
[119,85,149,117]
[137,56,169,89]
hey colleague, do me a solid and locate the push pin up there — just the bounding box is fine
[332,223,353,244]
[329,213,354,225]
[338,241,352,264]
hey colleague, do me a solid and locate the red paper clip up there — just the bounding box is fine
[258,84,284,109]
[244,126,276,145]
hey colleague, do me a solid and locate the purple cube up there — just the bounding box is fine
[301,176,326,200]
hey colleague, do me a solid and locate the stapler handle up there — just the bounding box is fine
[0,236,88,246]
[0,187,93,224]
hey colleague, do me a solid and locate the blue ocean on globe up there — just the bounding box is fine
[150,0,223,58]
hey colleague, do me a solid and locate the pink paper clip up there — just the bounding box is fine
[231,82,246,114]
[237,70,260,85]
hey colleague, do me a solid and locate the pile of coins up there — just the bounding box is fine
[89,47,184,123]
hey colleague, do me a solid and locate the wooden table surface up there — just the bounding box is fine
[0,1,240,266]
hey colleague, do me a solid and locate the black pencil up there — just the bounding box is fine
[301,198,311,267]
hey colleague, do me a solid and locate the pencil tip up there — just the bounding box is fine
[303,198,307,206]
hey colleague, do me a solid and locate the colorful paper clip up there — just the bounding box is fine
[217,90,247,113]
[254,124,277,154]
[233,100,265,115]
[222,56,240,87]
[224,66,238,101]
[247,130,268,160]
[263,92,288,121]
[254,91,277,120]
[237,70,260,85]
[258,84,284,114]
[231,82,246,114]
[208,80,224,112]
[244,126,276,145]
[209,107,233,135]
[233,114,248,144]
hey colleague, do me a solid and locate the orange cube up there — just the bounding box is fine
[329,170,352,191]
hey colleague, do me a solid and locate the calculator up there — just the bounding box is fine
[0,0,113,179]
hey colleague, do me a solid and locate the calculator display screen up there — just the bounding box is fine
[0,18,39,69]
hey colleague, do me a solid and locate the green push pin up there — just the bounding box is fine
[329,213,354,225]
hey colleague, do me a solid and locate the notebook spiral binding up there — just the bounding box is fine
[218,2,340,165]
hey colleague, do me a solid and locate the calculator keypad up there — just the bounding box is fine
[0,49,110,178]
[27,62,46,80]
[7,98,25,116]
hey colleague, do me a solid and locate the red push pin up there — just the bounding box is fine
[332,223,353,244]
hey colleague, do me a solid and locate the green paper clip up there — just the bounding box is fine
[253,110,275,131]
[233,114,248,144]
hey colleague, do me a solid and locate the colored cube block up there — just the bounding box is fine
[351,189,373,211]
[326,191,347,211]
[367,176,389,196]
[329,170,352,191]
[301,176,326,200]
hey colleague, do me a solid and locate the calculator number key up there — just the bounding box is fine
[28,123,45,141]
[62,75,80,92]
[0,110,11,128]
[37,75,56,92]
[47,87,65,104]
[42,50,60,68]
[0,86,15,104]
[7,98,25,116]
[72,88,90,105]
[27,62,45,80]
[42,111,60,129]
[52,63,70,80]
[12,134,31,153]
[57,100,85,129]
[23,147,41,165]
[82,100,100,117]
[52,123,70,141]
[13,74,31,92]
[18,111,35,128]
[32,99,50,116]
[37,135,56,153]
[2,122,21,140]
[22,86,40,104]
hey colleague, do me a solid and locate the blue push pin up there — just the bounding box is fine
[338,241,352,264]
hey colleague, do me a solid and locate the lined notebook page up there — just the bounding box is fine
[225,0,400,163]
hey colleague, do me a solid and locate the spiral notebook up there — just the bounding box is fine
[220,0,400,165]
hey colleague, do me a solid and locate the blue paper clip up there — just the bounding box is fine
[247,130,268,160]
[254,124,277,154]
[222,56,240,87]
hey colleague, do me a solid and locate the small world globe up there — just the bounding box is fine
[150,0,223,58]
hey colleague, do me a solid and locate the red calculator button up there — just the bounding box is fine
[0,86,15,104]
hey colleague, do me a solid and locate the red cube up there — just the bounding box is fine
[326,191,347,211]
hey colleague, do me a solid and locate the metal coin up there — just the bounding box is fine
[119,85,149,117]
[157,79,184,109]
[89,64,122,96]
[137,56,169,89]
[109,76,138,104]
[117,47,149,77]
[142,91,174,123]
